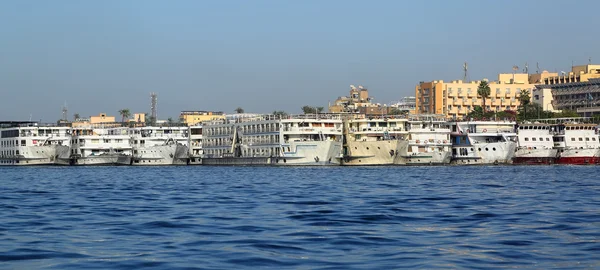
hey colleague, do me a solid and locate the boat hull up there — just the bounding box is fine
[513,148,558,165]
[556,149,600,165]
[402,151,452,165]
[342,140,404,166]
[131,144,189,165]
[451,142,517,165]
[204,141,342,166]
[71,155,132,166]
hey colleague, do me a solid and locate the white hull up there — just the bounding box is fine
[203,141,342,166]
[452,141,517,165]
[71,155,132,165]
[0,145,68,166]
[342,140,404,165]
[131,144,189,165]
[402,150,452,165]
[514,148,558,159]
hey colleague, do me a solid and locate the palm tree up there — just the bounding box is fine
[519,89,531,120]
[235,107,244,114]
[73,113,80,121]
[477,81,491,113]
[118,109,131,123]
[301,105,316,114]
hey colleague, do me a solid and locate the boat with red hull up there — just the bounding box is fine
[553,123,600,165]
[513,123,557,165]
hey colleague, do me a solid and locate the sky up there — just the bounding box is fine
[1,0,599,121]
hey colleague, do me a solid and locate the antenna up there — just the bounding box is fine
[512,65,518,83]
[523,62,528,74]
[62,101,68,121]
[463,62,468,82]
[536,62,540,74]
[150,92,158,126]
[590,57,592,64]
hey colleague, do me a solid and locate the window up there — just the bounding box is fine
[525,138,529,141]
[586,137,590,141]
[532,138,536,141]
[579,138,583,141]
[448,105,452,110]
[546,138,550,141]
[571,138,575,141]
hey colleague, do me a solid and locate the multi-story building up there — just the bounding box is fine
[534,78,600,116]
[531,64,600,114]
[179,111,225,126]
[416,73,535,119]
[531,64,600,85]
[328,85,375,113]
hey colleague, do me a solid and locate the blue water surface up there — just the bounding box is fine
[0,166,599,269]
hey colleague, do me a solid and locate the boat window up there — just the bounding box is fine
[586,138,590,141]
[524,138,529,141]
[593,138,597,141]
[546,138,550,141]
[532,138,536,141]
[571,138,575,141]
[539,137,543,141]
[579,138,583,141]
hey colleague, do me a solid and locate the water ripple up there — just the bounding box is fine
[0,165,599,269]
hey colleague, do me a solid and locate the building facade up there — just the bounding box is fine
[534,78,600,116]
[328,85,374,113]
[416,73,535,119]
[530,65,600,85]
[179,111,225,126]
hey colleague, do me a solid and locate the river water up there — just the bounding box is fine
[1,166,599,269]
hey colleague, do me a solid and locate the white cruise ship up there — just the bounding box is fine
[202,114,343,165]
[553,123,600,165]
[513,123,558,165]
[399,115,452,165]
[342,115,408,165]
[68,126,132,165]
[188,124,203,165]
[129,126,189,165]
[450,121,517,165]
[0,121,71,166]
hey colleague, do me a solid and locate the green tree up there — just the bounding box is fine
[316,106,324,113]
[518,90,531,120]
[389,108,405,115]
[118,109,131,123]
[167,117,174,125]
[73,113,80,121]
[557,109,579,118]
[272,110,289,118]
[301,105,316,114]
[235,107,244,113]
[477,81,491,113]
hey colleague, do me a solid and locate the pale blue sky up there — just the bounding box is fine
[1,0,598,121]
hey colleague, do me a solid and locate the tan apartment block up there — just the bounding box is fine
[416,73,535,119]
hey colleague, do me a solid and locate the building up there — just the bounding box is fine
[530,64,600,85]
[416,73,535,119]
[328,85,375,113]
[90,113,115,124]
[179,111,225,126]
[129,113,145,124]
[534,78,600,117]
[390,96,416,114]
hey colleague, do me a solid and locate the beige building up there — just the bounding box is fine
[416,73,535,119]
[329,85,375,113]
[90,113,116,124]
[530,64,600,85]
[179,111,225,126]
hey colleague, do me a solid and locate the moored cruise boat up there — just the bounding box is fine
[342,115,408,165]
[553,123,600,165]
[188,124,203,165]
[0,121,71,166]
[129,126,189,165]
[450,120,517,165]
[513,123,558,165]
[202,114,343,165]
[68,126,132,165]
[398,115,451,165]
